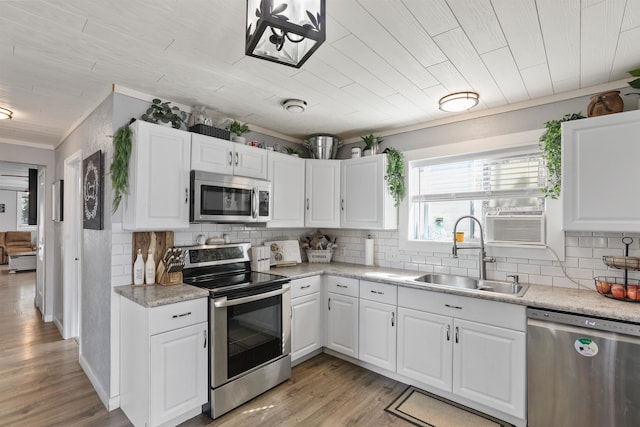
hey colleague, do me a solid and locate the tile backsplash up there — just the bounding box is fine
[111,222,640,292]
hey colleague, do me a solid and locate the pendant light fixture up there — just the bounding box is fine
[246,0,326,68]
[0,107,13,120]
[438,92,480,112]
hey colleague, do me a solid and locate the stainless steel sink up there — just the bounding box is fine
[409,273,529,297]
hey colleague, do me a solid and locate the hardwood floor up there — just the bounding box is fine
[0,265,412,426]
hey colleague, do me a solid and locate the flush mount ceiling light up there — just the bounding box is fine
[438,92,480,112]
[0,107,13,120]
[282,99,307,113]
[246,0,326,68]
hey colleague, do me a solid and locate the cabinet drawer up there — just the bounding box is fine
[150,298,208,335]
[360,280,397,305]
[325,275,359,297]
[291,276,322,299]
[398,287,525,332]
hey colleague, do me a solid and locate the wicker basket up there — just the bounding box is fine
[189,124,231,140]
[306,249,333,264]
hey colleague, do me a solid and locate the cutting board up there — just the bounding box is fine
[264,240,301,267]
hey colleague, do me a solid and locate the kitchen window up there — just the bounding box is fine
[407,146,545,243]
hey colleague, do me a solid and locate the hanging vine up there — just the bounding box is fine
[110,122,133,213]
[384,147,405,207]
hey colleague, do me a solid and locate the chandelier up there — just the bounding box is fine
[246,0,326,68]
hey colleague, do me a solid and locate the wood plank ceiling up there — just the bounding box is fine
[0,0,639,148]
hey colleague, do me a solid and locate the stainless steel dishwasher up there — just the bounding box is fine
[527,308,640,427]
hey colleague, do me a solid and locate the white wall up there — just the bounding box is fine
[0,190,17,231]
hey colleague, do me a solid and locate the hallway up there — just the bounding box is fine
[0,265,130,426]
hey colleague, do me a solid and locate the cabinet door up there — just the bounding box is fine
[291,292,322,362]
[190,134,234,174]
[563,110,640,231]
[453,318,525,418]
[341,155,397,230]
[359,299,396,371]
[396,307,453,392]
[150,322,208,426]
[125,121,191,230]
[305,160,341,228]
[326,292,358,358]
[267,151,305,228]
[234,143,268,179]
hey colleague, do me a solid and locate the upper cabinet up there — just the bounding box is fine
[123,121,191,231]
[267,151,305,228]
[191,134,267,180]
[562,110,640,232]
[305,160,341,228]
[341,155,397,230]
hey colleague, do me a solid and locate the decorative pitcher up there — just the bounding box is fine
[587,90,624,117]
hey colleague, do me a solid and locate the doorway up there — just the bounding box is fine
[63,151,82,340]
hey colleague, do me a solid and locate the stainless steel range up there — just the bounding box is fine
[181,243,291,419]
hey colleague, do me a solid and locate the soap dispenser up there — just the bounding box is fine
[133,249,144,285]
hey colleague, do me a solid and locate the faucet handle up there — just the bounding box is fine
[507,274,519,284]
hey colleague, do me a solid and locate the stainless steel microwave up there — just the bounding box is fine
[190,171,271,223]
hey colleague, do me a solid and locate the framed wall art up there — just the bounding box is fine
[83,150,103,230]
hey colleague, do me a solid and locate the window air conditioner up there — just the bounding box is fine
[485,212,545,245]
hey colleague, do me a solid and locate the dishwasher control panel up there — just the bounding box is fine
[527,307,640,337]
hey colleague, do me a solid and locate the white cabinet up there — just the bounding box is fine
[341,155,397,230]
[325,276,359,358]
[358,281,397,371]
[563,109,640,231]
[191,133,267,179]
[120,297,208,427]
[291,276,322,363]
[397,287,525,420]
[305,160,341,228]
[124,121,191,231]
[267,151,305,228]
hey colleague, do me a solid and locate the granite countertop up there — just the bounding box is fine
[114,283,209,308]
[114,262,640,323]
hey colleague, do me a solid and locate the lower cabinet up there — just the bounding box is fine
[359,280,397,371]
[120,297,208,427]
[396,287,526,420]
[291,276,322,363]
[325,276,359,358]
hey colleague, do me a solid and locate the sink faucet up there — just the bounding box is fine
[452,215,495,280]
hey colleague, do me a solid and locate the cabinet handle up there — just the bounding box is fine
[290,306,293,319]
[391,312,395,327]
[341,198,344,211]
[235,152,239,166]
[336,284,348,288]
[300,284,311,289]
[203,330,207,348]
[328,298,331,311]
[445,304,463,310]
[228,151,233,166]
[185,187,188,204]
[306,198,309,210]
[455,326,459,343]
[172,311,192,319]
[446,325,451,341]
[370,290,383,295]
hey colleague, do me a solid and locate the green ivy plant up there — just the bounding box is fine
[141,98,187,129]
[110,122,133,213]
[539,112,585,199]
[384,147,405,207]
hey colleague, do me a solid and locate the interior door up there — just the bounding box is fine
[35,168,45,316]
[63,151,82,340]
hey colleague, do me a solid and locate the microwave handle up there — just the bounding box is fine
[252,187,258,218]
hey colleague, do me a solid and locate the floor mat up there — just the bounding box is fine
[385,386,512,427]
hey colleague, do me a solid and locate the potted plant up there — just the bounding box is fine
[229,120,250,143]
[285,146,303,157]
[539,112,585,199]
[384,147,405,207]
[361,133,383,156]
[140,98,187,129]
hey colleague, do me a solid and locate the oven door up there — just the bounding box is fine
[211,283,291,388]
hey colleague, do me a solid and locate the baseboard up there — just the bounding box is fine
[53,317,63,336]
[292,348,323,367]
[43,314,53,322]
[79,353,120,411]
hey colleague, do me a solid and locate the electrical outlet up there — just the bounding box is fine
[387,252,399,261]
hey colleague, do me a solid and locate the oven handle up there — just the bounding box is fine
[213,284,290,308]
